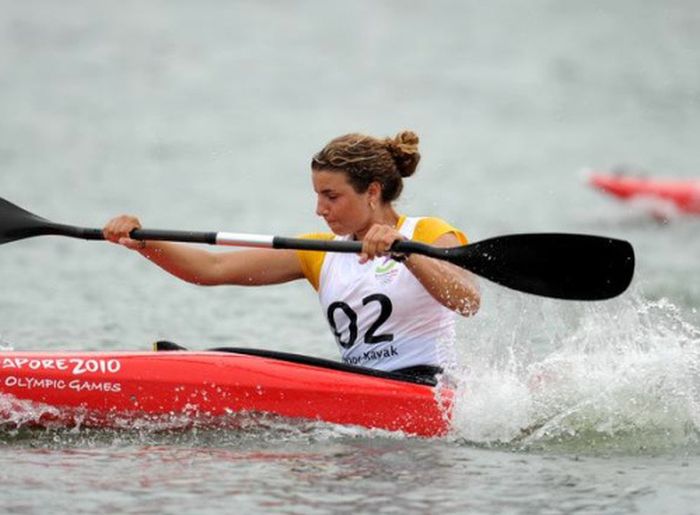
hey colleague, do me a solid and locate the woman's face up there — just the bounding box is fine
[312,170,374,236]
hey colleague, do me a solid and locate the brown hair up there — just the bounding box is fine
[311,131,420,202]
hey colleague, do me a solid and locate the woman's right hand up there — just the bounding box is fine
[103,215,146,250]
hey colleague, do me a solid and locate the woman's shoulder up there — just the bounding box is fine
[295,232,335,290]
[408,216,468,245]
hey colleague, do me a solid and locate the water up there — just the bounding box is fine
[2,0,700,512]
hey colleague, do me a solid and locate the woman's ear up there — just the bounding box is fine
[367,181,382,204]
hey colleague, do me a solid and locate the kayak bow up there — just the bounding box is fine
[589,171,700,215]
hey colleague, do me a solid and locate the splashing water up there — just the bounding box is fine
[0,397,406,448]
[449,292,700,453]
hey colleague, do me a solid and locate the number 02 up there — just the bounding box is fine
[326,293,394,349]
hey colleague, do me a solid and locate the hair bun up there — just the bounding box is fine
[386,131,420,178]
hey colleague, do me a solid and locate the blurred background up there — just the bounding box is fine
[2,2,700,512]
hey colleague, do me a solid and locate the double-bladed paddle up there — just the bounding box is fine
[0,197,634,300]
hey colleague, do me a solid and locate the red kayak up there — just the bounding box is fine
[0,345,453,437]
[589,172,700,215]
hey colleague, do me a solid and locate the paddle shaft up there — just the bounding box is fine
[42,224,436,255]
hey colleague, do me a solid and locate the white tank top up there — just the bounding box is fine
[318,217,458,372]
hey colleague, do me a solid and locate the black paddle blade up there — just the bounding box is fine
[0,197,56,245]
[444,233,635,300]
[0,197,105,244]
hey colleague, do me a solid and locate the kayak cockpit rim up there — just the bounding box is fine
[154,341,441,386]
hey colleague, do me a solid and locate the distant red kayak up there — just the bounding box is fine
[589,172,700,215]
[0,347,453,437]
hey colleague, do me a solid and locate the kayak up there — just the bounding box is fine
[0,345,453,437]
[588,171,700,215]
[0,346,452,437]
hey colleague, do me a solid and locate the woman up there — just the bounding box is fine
[103,131,480,381]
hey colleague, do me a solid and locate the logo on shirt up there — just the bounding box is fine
[374,257,401,285]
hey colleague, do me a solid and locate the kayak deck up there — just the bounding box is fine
[0,349,453,437]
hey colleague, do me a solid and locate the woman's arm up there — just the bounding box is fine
[103,215,304,286]
[402,232,480,316]
[139,243,304,286]
[360,225,480,317]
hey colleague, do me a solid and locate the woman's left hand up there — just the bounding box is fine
[359,224,406,264]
